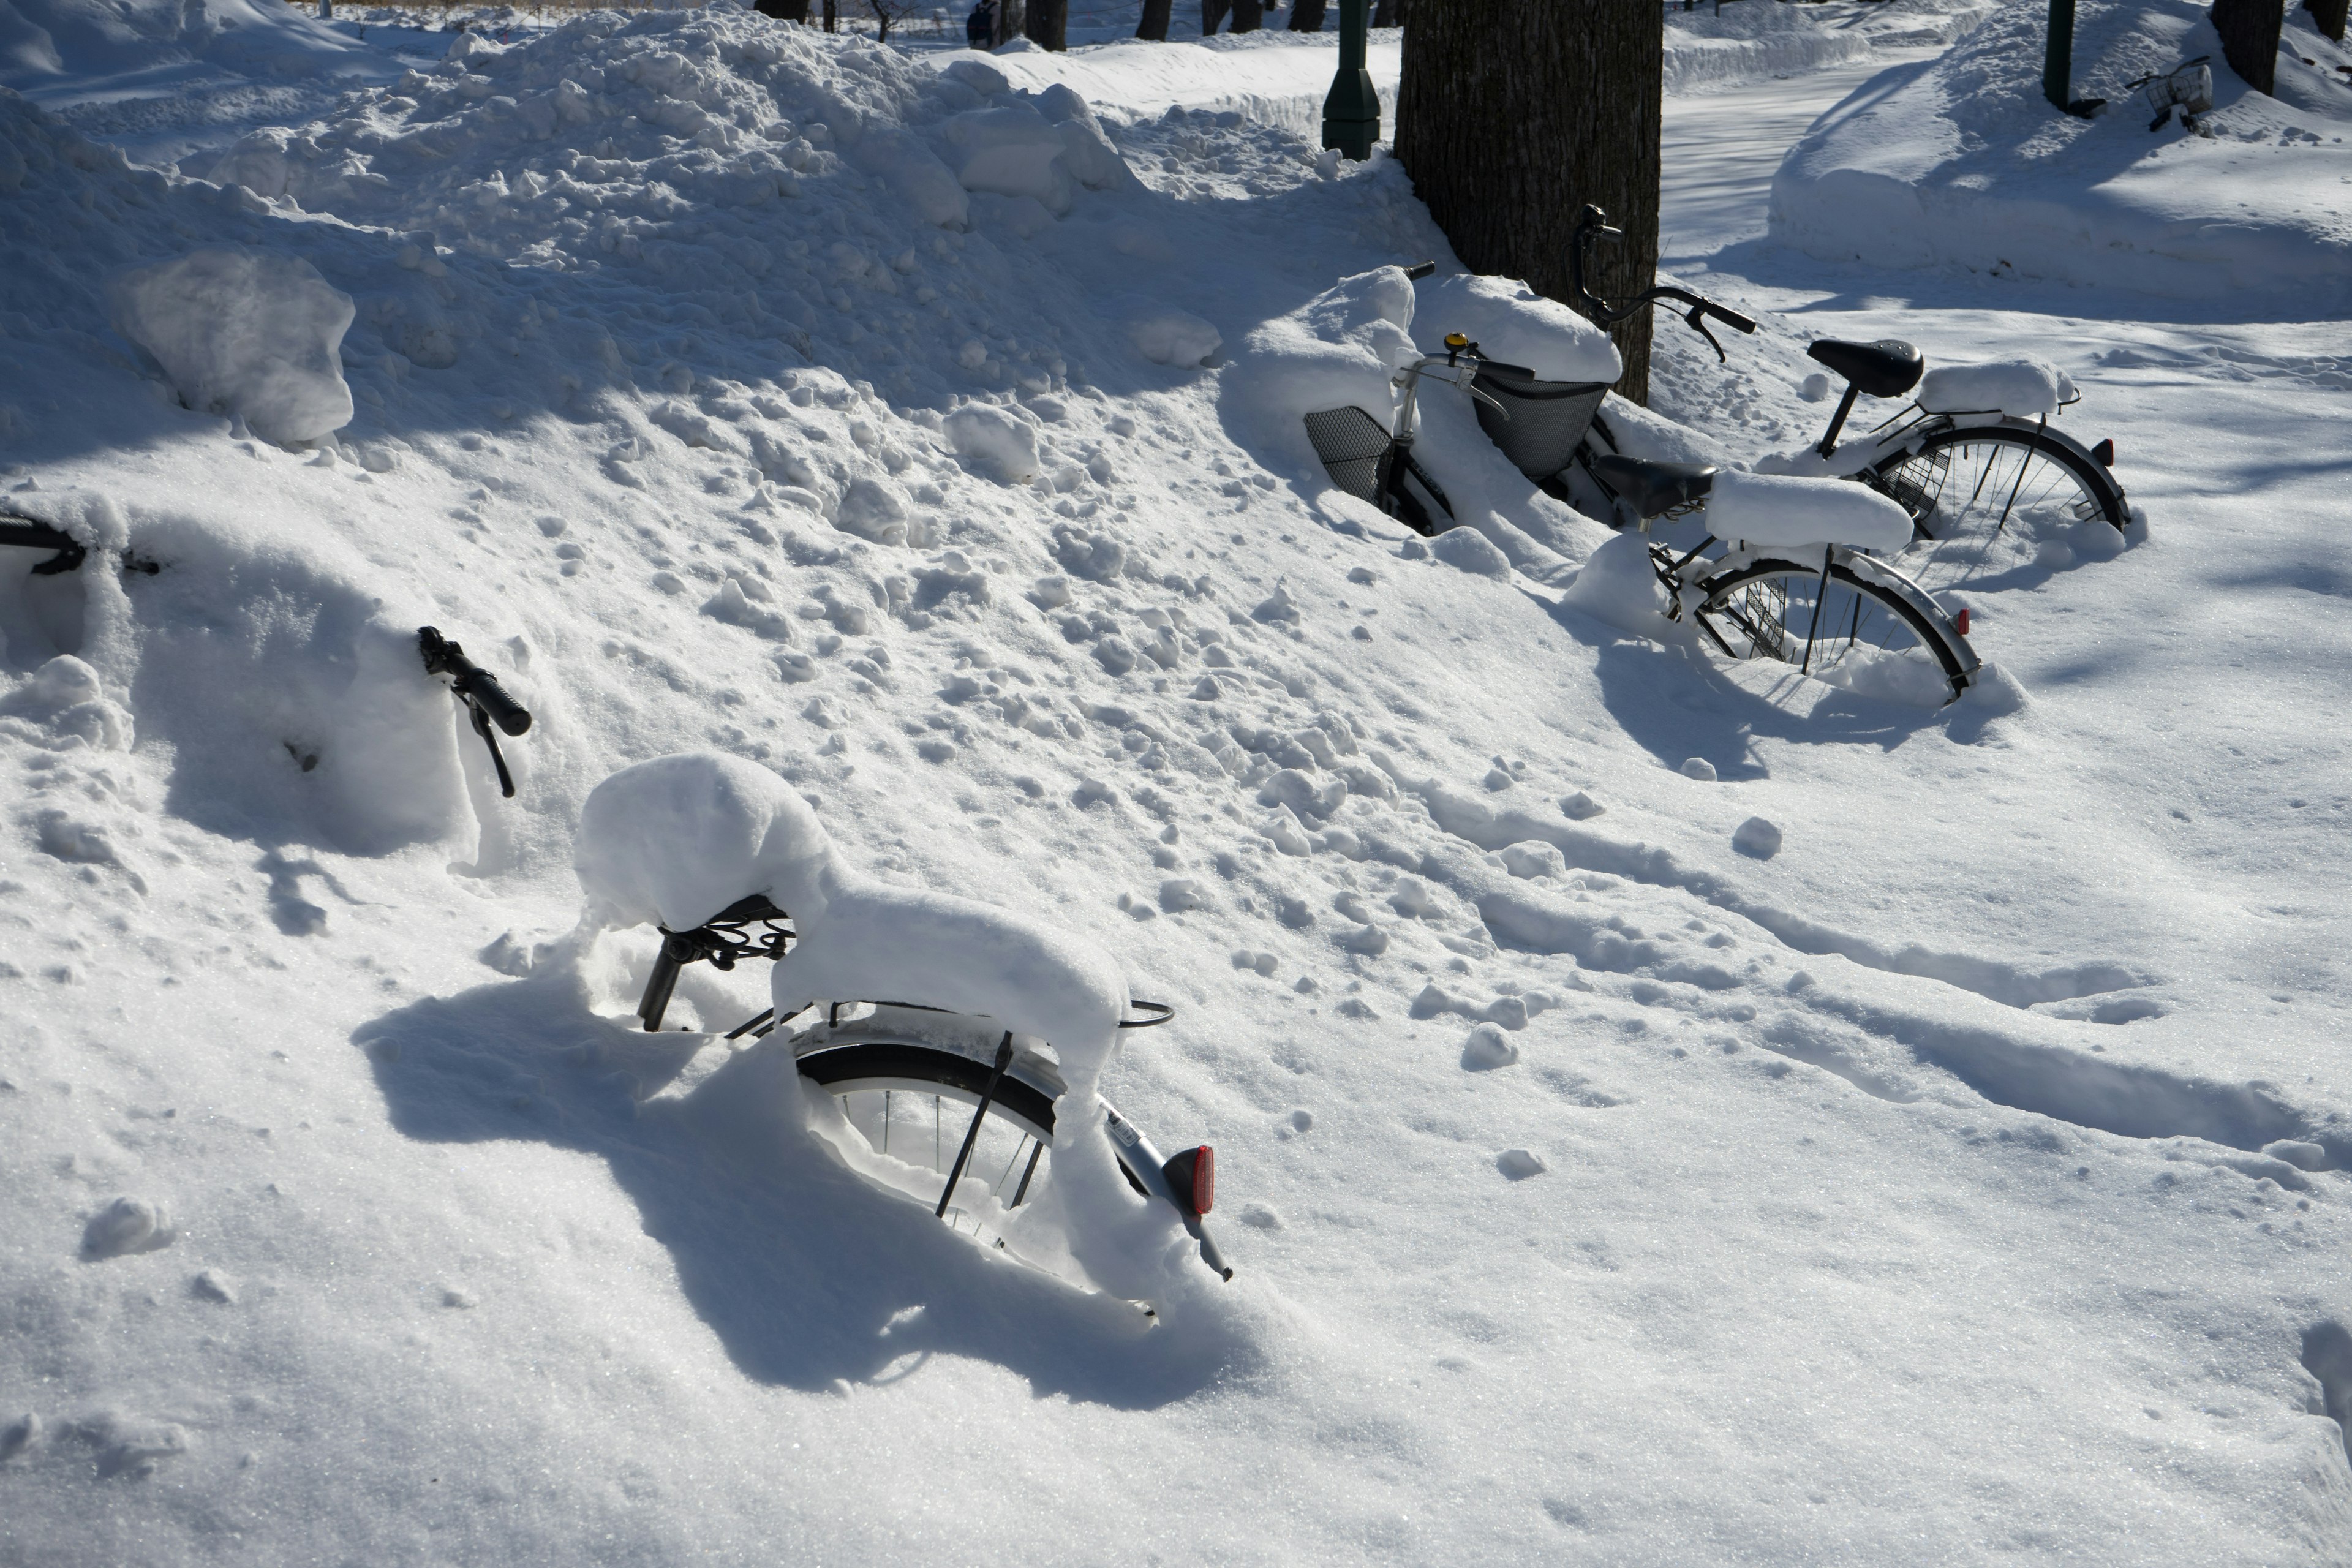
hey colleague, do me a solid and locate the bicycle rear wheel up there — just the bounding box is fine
[797,1035,1063,1242]
[1866,423,2125,596]
[1689,549,1976,707]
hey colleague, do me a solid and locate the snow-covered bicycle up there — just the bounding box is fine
[1555,206,2130,603]
[1304,263,1985,706]
[628,891,1232,1284]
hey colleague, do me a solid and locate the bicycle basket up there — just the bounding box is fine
[1303,405,1393,507]
[1469,362,1610,483]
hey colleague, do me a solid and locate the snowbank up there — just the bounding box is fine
[1663,0,1878,94]
[1770,0,2352,310]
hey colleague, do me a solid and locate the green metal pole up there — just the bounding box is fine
[2042,0,2073,110]
[1322,0,1379,160]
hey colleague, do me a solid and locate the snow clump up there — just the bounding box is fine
[107,246,355,443]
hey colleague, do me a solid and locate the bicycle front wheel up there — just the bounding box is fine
[1689,549,1977,707]
[1866,423,2125,595]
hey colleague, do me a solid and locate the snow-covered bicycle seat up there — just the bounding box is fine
[1588,453,1718,519]
[1807,338,1923,399]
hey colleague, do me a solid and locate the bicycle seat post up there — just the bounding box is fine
[1815,382,1860,460]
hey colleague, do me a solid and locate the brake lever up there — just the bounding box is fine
[1685,304,1728,364]
[1457,375,1509,418]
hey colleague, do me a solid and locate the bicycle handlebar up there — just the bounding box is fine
[419,625,532,736]
[1570,205,1757,363]
[420,625,532,800]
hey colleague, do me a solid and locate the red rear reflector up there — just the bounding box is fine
[1161,1145,1214,1214]
[2091,438,2115,468]
[1955,608,1970,635]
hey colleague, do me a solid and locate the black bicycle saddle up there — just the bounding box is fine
[1588,454,1718,520]
[1807,339,1923,399]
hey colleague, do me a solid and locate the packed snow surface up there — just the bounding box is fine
[4,2,2352,1563]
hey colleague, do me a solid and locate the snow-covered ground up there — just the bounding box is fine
[1770,0,2352,307]
[5,2,2352,1563]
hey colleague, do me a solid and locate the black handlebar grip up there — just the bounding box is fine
[1712,305,1759,335]
[1403,261,1436,281]
[458,669,533,736]
[418,625,533,735]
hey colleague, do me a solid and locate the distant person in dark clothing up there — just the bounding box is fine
[967,0,996,47]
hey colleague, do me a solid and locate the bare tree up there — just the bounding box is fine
[1138,0,1173,39]
[866,0,925,39]
[1395,0,1664,403]
[822,0,837,30]
[1289,0,1327,28]
[755,0,811,18]
[1231,0,1263,29]
[1025,0,1067,48]
[1371,0,1406,26]
[2309,0,2345,44]
[1203,0,1231,31]
[995,0,1024,42]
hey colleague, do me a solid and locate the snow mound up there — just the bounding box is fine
[1770,0,2352,310]
[1664,0,1877,94]
[1414,272,1620,385]
[108,246,355,443]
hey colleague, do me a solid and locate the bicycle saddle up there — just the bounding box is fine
[1589,454,1717,520]
[1807,339,1923,399]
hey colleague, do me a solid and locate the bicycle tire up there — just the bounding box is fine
[1863,421,2125,595]
[797,1039,1063,1225]
[1689,550,1976,706]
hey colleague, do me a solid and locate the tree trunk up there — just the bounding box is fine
[996,0,1023,43]
[2212,0,2282,92]
[822,0,837,30]
[1371,0,1406,27]
[1203,0,1231,30]
[756,0,811,18]
[1290,0,1327,28]
[1026,0,1067,48]
[1232,0,1263,29]
[2304,0,2345,42]
[1396,0,1662,405]
[1138,0,1172,39]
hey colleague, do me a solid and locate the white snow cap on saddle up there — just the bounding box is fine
[575,751,832,932]
[1411,273,1622,386]
[575,750,1129,1073]
[1707,471,1914,554]
[1915,358,2078,420]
